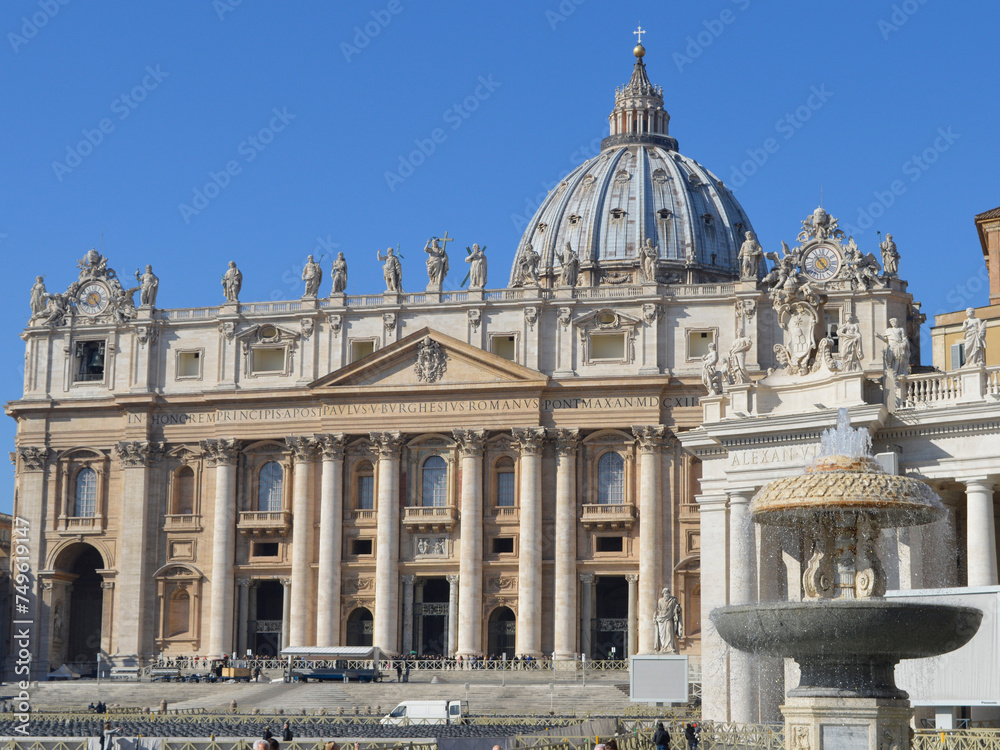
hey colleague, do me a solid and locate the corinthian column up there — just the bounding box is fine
[966,478,999,587]
[371,431,404,654]
[632,425,669,654]
[512,427,546,657]
[316,434,346,647]
[453,428,486,658]
[16,447,51,678]
[287,436,320,647]
[447,573,460,656]
[551,428,579,661]
[113,440,163,659]
[202,438,240,658]
[728,490,757,723]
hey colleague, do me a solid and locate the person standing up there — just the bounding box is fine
[653,722,670,750]
[101,722,122,750]
[685,722,700,750]
[282,721,293,741]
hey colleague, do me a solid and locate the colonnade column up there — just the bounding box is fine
[966,478,999,587]
[14,447,50,678]
[453,429,486,658]
[402,575,415,655]
[579,573,594,658]
[633,425,668,653]
[203,438,240,658]
[316,434,346,647]
[287,436,320,647]
[113,440,162,659]
[371,431,404,654]
[728,491,757,723]
[552,428,580,661]
[513,427,546,657]
[447,574,459,656]
[626,574,638,656]
[698,494,731,721]
[237,578,250,655]
[280,577,291,650]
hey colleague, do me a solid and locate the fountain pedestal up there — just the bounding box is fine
[782,697,911,750]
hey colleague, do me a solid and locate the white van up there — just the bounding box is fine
[380,700,468,725]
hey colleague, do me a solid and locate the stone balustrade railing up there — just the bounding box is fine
[902,365,1000,408]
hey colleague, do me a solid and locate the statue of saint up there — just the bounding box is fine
[701,343,721,395]
[465,244,487,288]
[30,276,47,317]
[880,234,900,278]
[876,318,910,377]
[838,315,864,372]
[378,248,402,292]
[739,231,763,279]
[331,252,348,294]
[559,241,579,287]
[962,307,987,367]
[728,335,753,384]
[135,265,159,307]
[637,238,659,283]
[424,237,449,289]
[517,243,540,286]
[221,261,242,302]
[41,292,68,327]
[301,255,322,297]
[653,587,683,654]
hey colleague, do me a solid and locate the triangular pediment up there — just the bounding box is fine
[310,327,548,390]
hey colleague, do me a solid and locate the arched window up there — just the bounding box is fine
[174,466,195,514]
[421,456,447,507]
[495,456,515,507]
[597,452,624,505]
[356,460,374,510]
[258,461,284,512]
[74,467,97,517]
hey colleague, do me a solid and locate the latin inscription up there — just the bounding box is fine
[728,444,819,468]
[125,395,702,426]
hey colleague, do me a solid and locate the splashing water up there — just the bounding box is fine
[818,408,872,459]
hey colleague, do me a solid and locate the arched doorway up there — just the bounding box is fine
[346,607,373,647]
[253,580,283,656]
[486,606,515,658]
[414,578,448,656]
[52,543,105,674]
[592,576,628,660]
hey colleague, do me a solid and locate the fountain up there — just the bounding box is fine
[712,409,982,749]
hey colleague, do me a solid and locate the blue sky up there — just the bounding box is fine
[2,1,998,513]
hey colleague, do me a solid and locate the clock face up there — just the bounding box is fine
[77,281,110,315]
[802,245,841,282]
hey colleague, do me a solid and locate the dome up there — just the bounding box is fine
[509,42,755,287]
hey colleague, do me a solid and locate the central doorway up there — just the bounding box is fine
[253,580,283,656]
[486,606,516,658]
[413,577,448,656]
[591,576,628,660]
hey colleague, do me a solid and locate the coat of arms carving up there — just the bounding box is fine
[414,336,447,383]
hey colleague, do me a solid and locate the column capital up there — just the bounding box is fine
[113,440,164,469]
[579,572,595,584]
[625,574,639,584]
[16,446,50,472]
[549,428,580,457]
[963,477,998,492]
[279,577,291,586]
[285,435,321,462]
[512,427,547,456]
[237,578,252,589]
[631,425,675,453]
[316,433,346,460]
[728,490,755,506]
[452,429,487,457]
[370,431,405,458]
[401,574,416,585]
[200,438,240,466]
[447,574,460,584]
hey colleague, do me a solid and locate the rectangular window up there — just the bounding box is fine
[351,340,376,362]
[492,537,514,554]
[824,311,840,353]
[491,335,516,361]
[252,542,279,557]
[74,341,106,382]
[596,536,624,553]
[496,472,515,507]
[951,342,965,370]
[352,538,373,556]
[687,329,716,359]
[358,475,374,510]
[590,333,625,360]
[251,347,285,374]
[177,350,202,379]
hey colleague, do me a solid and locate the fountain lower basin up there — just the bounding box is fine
[713,600,982,699]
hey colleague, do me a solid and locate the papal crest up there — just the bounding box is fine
[414,336,447,383]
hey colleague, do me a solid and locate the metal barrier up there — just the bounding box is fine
[0,741,435,750]
[913,729,1000,749]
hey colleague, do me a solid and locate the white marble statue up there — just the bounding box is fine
[559,241,579,287]
[136,265,159,307]
[30,276,47,317]
[302,255,323,297]
[880,234,900,278]
[378,248,402,292]
[640,238,659,283]
[518,243,540,286]
[331,252,348,294]
[738,231,764,279]
[222,261,242,302]
[701,343,721,395]
[653,587,683,654]
[876,318,910,378]
[466,244,487,288]
[838,314,864,372]
[424,237,449,289]
[728,335,753,384]
[962,307,987,367]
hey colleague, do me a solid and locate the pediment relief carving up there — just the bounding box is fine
[573,308,641,333]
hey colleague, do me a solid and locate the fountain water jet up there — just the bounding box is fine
[712,408,981,748]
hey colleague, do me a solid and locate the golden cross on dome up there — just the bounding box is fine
[633,25,646,45]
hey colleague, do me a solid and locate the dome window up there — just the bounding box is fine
[702,213,715,227]
[658,209,672,221]
[536,222,547,234]
[610,208,627,221]
[567,214,582,226]
[688,173,703,187]
[652,168,668,185]
[614,170,630,183]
